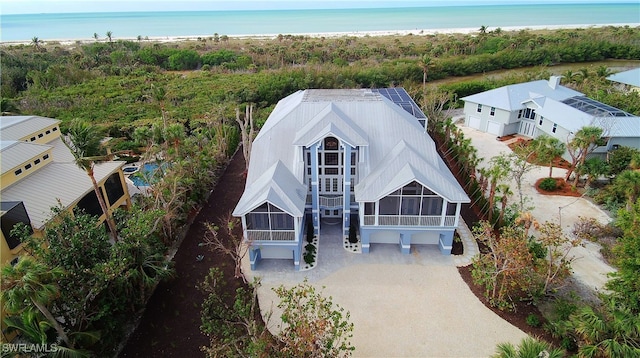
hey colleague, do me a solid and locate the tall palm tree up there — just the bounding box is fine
[1,257,72,347]
[63,119,119,242]
[496,184,513,226]
[105,30,113,43]
[418,55,432,91]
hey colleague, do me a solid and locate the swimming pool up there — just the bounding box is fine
[129,163,164,187]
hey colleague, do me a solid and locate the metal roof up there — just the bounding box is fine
[535,97,640,137]
[562,96,634,118]
[1,161,125,229]
[0,116,60,141]
[607,68,640,87]
[233,161,307,217]
[0,141,52,175]
[373,88,427,119]
[461,77,583,111]
[235,88,469,215]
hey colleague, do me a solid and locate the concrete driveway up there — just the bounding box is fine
[244,223,528,358]
[458,124,616,292]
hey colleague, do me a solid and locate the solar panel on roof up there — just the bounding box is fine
[373,88,427,121]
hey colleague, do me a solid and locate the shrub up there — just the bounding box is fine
[306,219,315,243]
[305,243,316,254]
[348,224,358,244]
[303,251,315,265]
[526,313,541,327]
[539,177,557,191]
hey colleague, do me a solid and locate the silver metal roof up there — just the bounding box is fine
[607,68,640,87]
[235,88,469,216]
[1,161,125,229]
[1,141,52,175]
[0,116,60,141]
[461,77,583,111]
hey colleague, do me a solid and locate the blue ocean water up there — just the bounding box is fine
[1,3,638,42]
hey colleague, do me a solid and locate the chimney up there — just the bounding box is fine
[548,75,561,89]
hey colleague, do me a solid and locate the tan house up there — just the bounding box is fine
[0,116,134,341]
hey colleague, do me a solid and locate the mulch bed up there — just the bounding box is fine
[119,151,246,357]
[535,177,582,197]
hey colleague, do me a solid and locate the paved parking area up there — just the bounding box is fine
[244,223,527,358]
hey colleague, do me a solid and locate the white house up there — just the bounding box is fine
[233,88,470,270]
[461,76,640,159]
[607,67,640,93]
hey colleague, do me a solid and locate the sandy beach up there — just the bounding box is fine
[3,23,638,46]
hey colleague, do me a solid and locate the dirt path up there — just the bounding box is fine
[119,151,246,357]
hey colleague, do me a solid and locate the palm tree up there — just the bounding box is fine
[493,337,564,358]
[515,212,539,237]
[611,170,640,211]
[1,257,72,347]
[105,30,113,43]
[418,55,431,91]
[31,36,41,50]
[479,25,488,36]
[487,156,511,222]
[496,184,513,226]
[63,119,119,242]
[532,135,565,177]
[93,32,99,41]
[565,126,604,185]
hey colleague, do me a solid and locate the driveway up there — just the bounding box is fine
[457,124,616,292]
[244,223,528,358]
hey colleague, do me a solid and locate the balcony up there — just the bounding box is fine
[247,230,295,241]
[363,215,457,227]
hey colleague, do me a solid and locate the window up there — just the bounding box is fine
[379,196,400,215]
[246,203,294,231]
[43,154,49,160]
[45,130,51,135]
[490,107,495,116]
[24,164,32,170]
[52,127,58,132]
[378,181,445,217]
[364,202,375,215]
[324,153,338,165]
[476,104,482,113]
[1,202,33,250]
[38,133,43,138]
[552,123,558,133]
[30,137,36,141]
[517,110,522,119]
[539,117,543,126]
[34,159,41,165]
[14,169,22,176]
[76,190,103,217]
[104,173,125,206]
[446,203,457,215]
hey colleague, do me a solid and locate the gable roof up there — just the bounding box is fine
[1,141,52,175]
[235,88,469,216]
[232,161,307,217]
[0,116,60,141]
[607,68,640,87]
[1,161,124,229]
[461,77,583,111]
[355,140,470,202]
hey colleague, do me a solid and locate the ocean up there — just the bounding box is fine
[1,3,639,42]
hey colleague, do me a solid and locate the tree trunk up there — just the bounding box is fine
[88,167,119,243]
[33,299,73,348]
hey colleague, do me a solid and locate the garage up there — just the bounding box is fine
[486,121,501,136]
[468,116,481,130]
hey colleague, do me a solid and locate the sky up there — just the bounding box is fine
[2,0,637,15]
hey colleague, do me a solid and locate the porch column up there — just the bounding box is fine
[310,143,320,235]
[440,199,448,226]
[400,232,411,254]
[360,228,371,254]
[342,144,352,237]
[454,203,461,227]
[439,231,454,255]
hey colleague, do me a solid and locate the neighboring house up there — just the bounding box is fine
[0,116,132,265]
[233,88,470,270]
[461,76,640,160]
[607,67,640,93]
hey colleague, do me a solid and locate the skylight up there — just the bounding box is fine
[562,96,633,117]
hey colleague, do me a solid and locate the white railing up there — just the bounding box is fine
[319,195,343,208]
[247,230,295,241]
[362,215,457,227]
